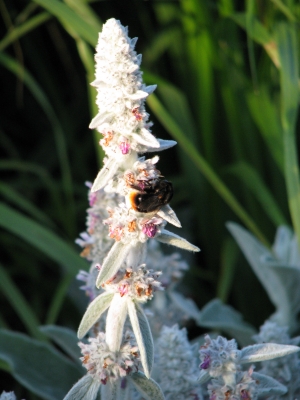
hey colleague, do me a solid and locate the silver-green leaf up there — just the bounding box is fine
[129,372,165,400]
[147,139,177,152]
[96,241,132,287]
[63,374,100,400]
[78,291,114,339]
[91,157,119,192]
[240,343,300,363]
[127,300,153,378]
[157,205,182,228]
[156,229,200,252]
[252,372,287,397]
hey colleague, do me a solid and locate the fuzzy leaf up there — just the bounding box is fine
[0,203,86,276]
[270,264,300,317]
[89,112,113,129]
[91,158,119,192]
[131,128,160,148]
[169,291,200,320]
[240,343,300,363]
[126,241,147,269]
[146,139,177,152]
[227,222,300,328]
[156,229,200,252]
[40,325,81,363]
[100,380,117,400]
[0,329,81,400]
[96,241,132,287]
[157,205,181,228]
[105,294,128,352]
[127,300,153,378]
[226,223,285,310]
[126,90,150,100]
[198,299,256,346]
[63,374,100,400]
[129,372,165,400]
[144,84,157,94]
[252,372,287,396]
[272,226,294,261]
[197,370,210,384]
[78,292,114,339]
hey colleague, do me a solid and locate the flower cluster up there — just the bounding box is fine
[102,264,163,302]
[76,184,119,263]
[207,368,257,400]
[198,334,300,400]
[199,335,240,383]
[0,393,17,400]
[90,19,160,158]
[79,331,139,385]
[155,325,202,400]
[104,203,165,243]
[77,265,101,302]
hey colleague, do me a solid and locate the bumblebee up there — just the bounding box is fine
[129,179,173,213]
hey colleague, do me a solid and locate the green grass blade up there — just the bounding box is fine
[144,71,198,142]
[0,182,55,228]
[230,12,271,45]
[0,12,51,51]
[64,0,102,33]
[0,264,44,341]
[0,160,64,220]
[45,274,74,325]
[247,88,284,172]
[246,0,258,90]
[271,0,297,21]
[231,12,279,67]
[218,0,234,16]
[227,162,287,226]
[32,0,98,46]
[147,94,269,246]
[0,51,75,234]
[0,202,87,275]
[277,23,300,244]
[180,0,215,160]
[217,238,238,302]
[0,329,81,399]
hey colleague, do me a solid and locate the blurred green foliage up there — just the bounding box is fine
[1,0,300,397]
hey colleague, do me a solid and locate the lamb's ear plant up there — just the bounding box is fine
[64,18,200,400]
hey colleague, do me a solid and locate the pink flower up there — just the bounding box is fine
[119,140,130,155]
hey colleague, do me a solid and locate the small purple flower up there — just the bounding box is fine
[119,140,130,155]
[200,354,211,370]
[120,377,127,389]
[142,222,158,238]
[96,264,101,271]
[118,283,129,297]
[76,270,95,301]
[100,371,107,385]
[137,180,147,190]
[209,393,217,400]
[89,192,98,207]
[241,389,250,400]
